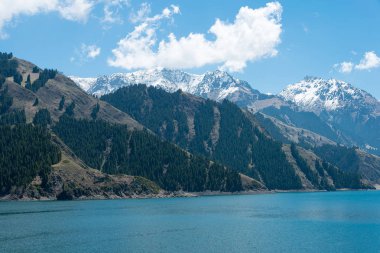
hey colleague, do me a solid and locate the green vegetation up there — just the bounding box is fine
[13,72,22,85]
[0,75,5,88]
[91,103,100,120]
[253,113,289,144]
[32,66,40,73]
[314,144,360,173]
[318,160,363,189]
[0,52,18,78]
[290,143,320,187]
[33,98,39,106]
[102,85,302,190]
[26,69,57,92]
[0,86,13,114]
[65,101,75,116]
[0,52,19,88]
[33,109,52,127]
[25,74,32,89]
[53,116,242,192]
[0,124,61,193]
[58,96,65,111]
[0,110,26,125]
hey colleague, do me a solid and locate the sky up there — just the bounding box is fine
[1,0,380,98]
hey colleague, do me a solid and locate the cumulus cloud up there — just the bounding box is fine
[57,0,93,22]
[355,51,380,70]
[0,0,94,38]
[335,51,380,73]
[109,2,283,72]
[334,61,354,73]
[84,44,101,58]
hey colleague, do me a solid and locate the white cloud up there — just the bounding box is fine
[171,5,180,14]
[109,2,282,72]
[71,43,101,64]
[57,0,93,22]
[355,51,380,70]
[84,44,101,58]
[0,0,94,38]
[101,0,130,27]
[129,2,151,23]
[335,51,380,73]
[335,61,354,73]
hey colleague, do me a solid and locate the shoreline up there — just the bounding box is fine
[1,188,378,202]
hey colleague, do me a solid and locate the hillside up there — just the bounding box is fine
[280,77,380,155]
[53,116,243,192]
[4,57,142,129]
[101,84,368,190]
[0,53,246,199]
[0,122,164,200]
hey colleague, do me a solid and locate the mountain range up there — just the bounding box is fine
[71,69,380,156]
[1,53,379,200]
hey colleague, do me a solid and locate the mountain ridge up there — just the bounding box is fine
[70,68,270,108]
[71,69,380,154]
[280,76,380,115]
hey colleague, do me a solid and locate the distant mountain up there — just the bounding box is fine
[68,76,96,92]
[280,77,380,116]
[72,68,270,107]
[280,77,380,154]
[71,70,380,156]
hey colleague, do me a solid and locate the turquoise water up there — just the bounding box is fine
[1,191,380,253]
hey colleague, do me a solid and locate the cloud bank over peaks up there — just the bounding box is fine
[108,2,283,73]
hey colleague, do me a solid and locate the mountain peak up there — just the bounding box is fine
[70,68,264,107]
[280,77,379,114]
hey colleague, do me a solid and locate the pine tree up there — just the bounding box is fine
[65,101,75,117]
[32,66,39,73]
[26,74,32,89]
[91,103,100,120]
[58,96,65,111]
[13,72,22,85]
[33,109,52,127]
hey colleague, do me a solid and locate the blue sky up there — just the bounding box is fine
[1,0,380,98]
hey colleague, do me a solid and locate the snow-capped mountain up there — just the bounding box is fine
[71,68,269,107]
[70,71,380,154]
[68,76,97,92]
[279,77,380,154]
[280,77,380,116]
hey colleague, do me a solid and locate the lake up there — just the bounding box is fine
[1,191,380,253]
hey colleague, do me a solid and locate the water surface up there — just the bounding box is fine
[1,191,380,253]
